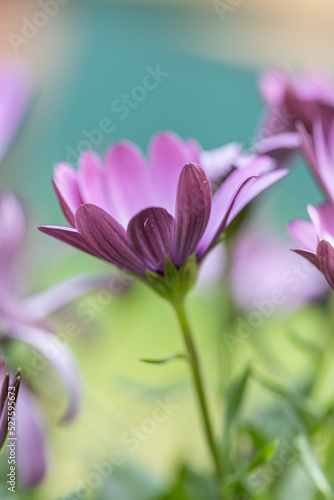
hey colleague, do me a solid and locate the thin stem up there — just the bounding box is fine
[173,299,223,489]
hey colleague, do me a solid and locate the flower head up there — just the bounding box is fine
[39,132,287,297]
[288,202,334,290]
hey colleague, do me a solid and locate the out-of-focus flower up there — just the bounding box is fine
[230,223,327,313]
[0,361,20,450]
[0,61,31,163]
[259,69,334,135]
[298,119,334,203]
[255,69,334,165]
[0,189,123,487]
[288,202,334,291]
[39,132,287,293]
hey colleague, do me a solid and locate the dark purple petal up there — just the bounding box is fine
[75,204,146,275]
[174,163,212,266]
[38,225,98,258]
[291,249,321,271]
[316,240,334,289]
[127,207,175,272]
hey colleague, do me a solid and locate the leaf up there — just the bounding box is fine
[138,353,187,365]
[225,440,278,486]
[295,434,334,499]
[225,365,251,431]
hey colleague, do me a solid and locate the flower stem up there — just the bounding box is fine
[173,299,223,491]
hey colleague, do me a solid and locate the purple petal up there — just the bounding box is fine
[53,163,83,225]
[22,271,127,321]
[317,240,334,289]
[0,61,32,163]
[149,132,194,215]
[0,189,25,275]
[16,385,48,487]
[104,141,153,226]
[174,163,212,266]
[38,225,98,257]
[307,203,334,243]
[291,249,321,271]
[287,219,318,251]
[78,151,110,211]
[254,132,300,166]
[127,207,175,272]
[258,69,287,107]
[198,157,287,256]
[200,142,242,181]
[75,204,146,275]
[7,323,81,421]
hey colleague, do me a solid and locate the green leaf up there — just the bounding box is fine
[225,365,251,431]
[295,434,334,499]
[138,353,187,365]
[225,440,278,486]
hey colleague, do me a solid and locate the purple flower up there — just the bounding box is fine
[0,60,31,163]
[0,361,20,450]
[288,202,334,290]
[255,69,334,164]
[39,132,288,288]
[230,223,327,313]
[0,189,119,487]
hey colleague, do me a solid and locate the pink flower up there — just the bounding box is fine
[39,132,288,285]
[288,202,334,290]
[255,69,334,165]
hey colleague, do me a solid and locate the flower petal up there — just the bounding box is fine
[53,163,83,225]
[174,163,211,266]
[287,219,318,251]
[6,324,81,422]
[127,207,175,272]
[291,249,321,271]
[75,204,146,275]
[22,271,128,322]
[307,203,334,245]
[105,141,152,226]
[0,62,32,163]
[149,132,194,214]
[78,150,110,211]
[38,225,97,257]
[198,157,287,256]
[317,240,334,289]
[16,385,48,487]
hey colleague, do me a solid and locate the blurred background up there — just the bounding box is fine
[1,1,334,499]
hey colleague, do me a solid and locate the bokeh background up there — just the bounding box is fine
[1,1,334,499]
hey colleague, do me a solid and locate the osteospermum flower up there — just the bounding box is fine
[39,132,288,296]
[0,361,20,450]
[288,202,334,290]
[254,68,334,166]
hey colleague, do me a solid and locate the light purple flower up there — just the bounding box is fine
[255,69,334,165]
[0,189,121,487]
[230,223,327,313]
[39,132,288,281]
[288,202,334,290]
[0,60,31,163]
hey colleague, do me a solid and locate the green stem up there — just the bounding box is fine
[173,299,223,490]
